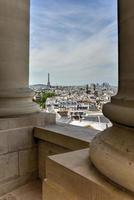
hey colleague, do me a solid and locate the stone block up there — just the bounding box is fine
[36,124,97,180]
[0,172,38,197]
[43,179,70,200]
[44,149,134,200]
[7,127,35,152]
[0,131,8,155]
[0,112,56,131]
[38,141,70,180]
[0,119,9,131]
[19,148,38,176]
[0,180,42,200]
[0,127,36,154]
[8,116,37,129]
[0,153,18,182]
[0,112,56,196]
[36,112,56,126]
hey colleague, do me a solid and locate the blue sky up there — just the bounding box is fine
[30,0,118,86]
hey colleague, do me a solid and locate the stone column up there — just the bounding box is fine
[0,0,39,116]
[90,0,134,193]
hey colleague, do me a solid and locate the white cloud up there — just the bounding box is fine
[30,0,118,85]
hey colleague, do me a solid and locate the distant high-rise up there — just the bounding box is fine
[47,73,51,88]
[86,84,89,94]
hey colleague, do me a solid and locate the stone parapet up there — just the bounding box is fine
[34,124,97,180]
[44,149,134,200]
[0,112,56,197]
[0,112,55,130]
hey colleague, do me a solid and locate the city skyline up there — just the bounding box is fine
[30,0,118,86]
[31,72,117,87]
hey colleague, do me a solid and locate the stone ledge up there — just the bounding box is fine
[44,149,134,200]
[34,123,98,150]
[0,112,56,131]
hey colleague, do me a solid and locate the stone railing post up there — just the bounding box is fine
[0,0,39,116]
[90,0,134,193]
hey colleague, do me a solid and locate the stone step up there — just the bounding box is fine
[44,149,134,200]
[0,180,41,200]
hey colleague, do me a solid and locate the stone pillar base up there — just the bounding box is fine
[90,125,134,193]
[0,88,40,117]
[44,149,133,200]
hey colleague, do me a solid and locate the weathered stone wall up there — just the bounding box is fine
[0,112,56,196]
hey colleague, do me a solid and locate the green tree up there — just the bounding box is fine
[37,92,56,109]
